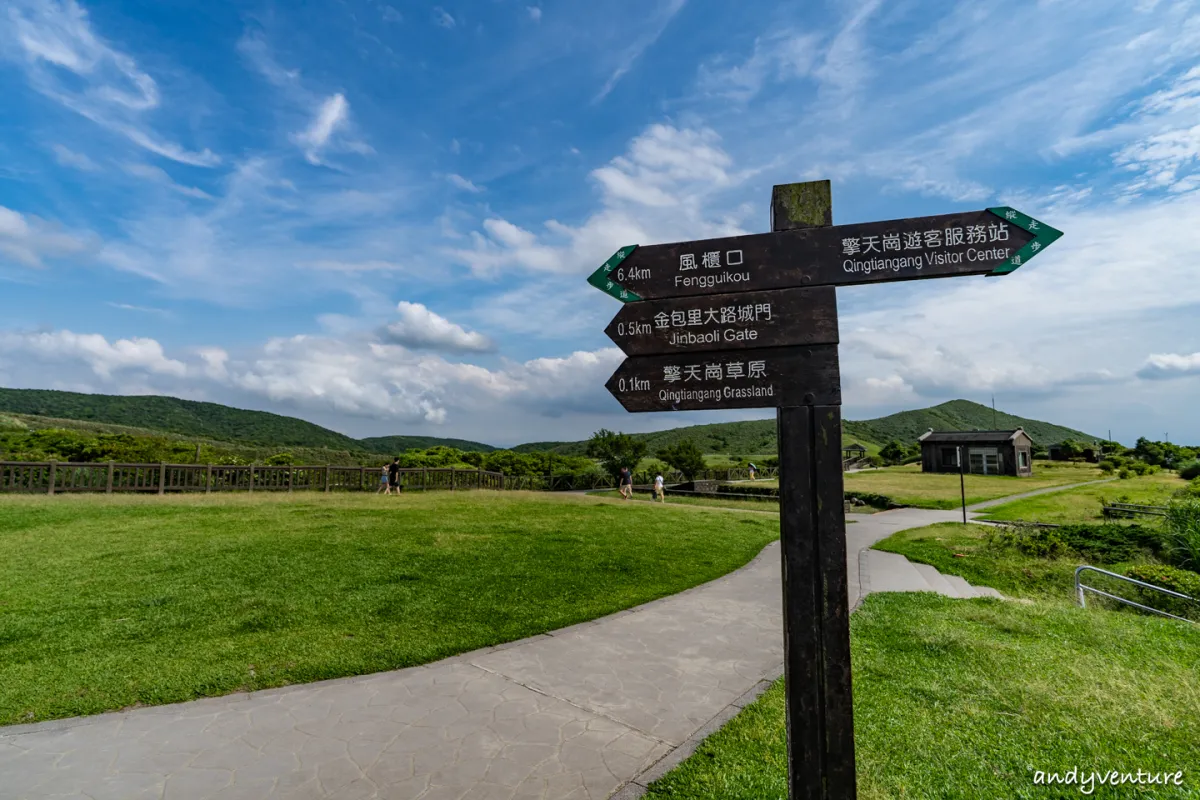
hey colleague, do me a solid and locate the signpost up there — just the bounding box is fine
[587,180,1061,800]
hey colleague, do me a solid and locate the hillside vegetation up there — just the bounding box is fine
[360,435,495,453]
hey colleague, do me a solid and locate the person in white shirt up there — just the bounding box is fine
[653,473,665,502]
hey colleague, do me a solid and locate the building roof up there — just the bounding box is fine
[918,428,1027,444]
[843,442,867,451]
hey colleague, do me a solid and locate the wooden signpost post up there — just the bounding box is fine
[587,180,1062,799]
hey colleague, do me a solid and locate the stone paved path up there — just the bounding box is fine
[0,505,983,800]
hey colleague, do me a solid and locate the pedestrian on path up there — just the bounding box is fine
[377,465,390,494]
[388,457,402,494]
[653,472,665,502]
[619,466,633,500]
[748,462,757,480]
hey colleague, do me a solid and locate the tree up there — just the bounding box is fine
[586,429,648,481]
[657,439,707,481]
[879,440,909,466]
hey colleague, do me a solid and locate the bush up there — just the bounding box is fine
[586,429,648,482]
[719,484,779,498]
[657,439,708,481]
[1098,460,1115,474]
[1124,564,1200,621]
[1161,498,1200,572]
[1179,460,1200,481]
[1118,468,1132,479]
[864,454,885,468]
[988,523,1163,564]
[264,452,295,466]
[845,491,895,510]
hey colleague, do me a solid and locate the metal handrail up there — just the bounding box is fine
[1074,565,1196,624]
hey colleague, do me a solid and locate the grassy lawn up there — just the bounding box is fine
[646,592,1200,799]
[842,462,1102,509]
[590,489,780,513]
[0,491,778,726]
[980,472,1190,524]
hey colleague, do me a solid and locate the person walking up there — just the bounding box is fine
[653,472,665,502]
[377,464,390,494]
[748,462,757,481]
[387,457,402,494]
[618,466,633,500]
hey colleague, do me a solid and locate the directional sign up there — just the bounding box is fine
[604,286,838,357]
[605,345,840,412]
[587,207,1061,301]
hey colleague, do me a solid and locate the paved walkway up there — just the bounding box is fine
[0,505,997,800]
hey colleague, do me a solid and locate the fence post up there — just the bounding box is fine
[451,468,456,491]
[206,464,212,494]
[477,466,482,489]
[248,465,255,493]
[288,467,294,493]
[359,466,366,491]
[423,467,427,491]
[158,462,166,495]
[106,461,114,494]
[48,461,57,496]
[324,465,331,493]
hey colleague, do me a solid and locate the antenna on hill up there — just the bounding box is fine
[992,395,996,429]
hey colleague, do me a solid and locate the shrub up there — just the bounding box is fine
[586,429,648,482]
[1124,564,1200,621]
[656,439,707,481]
[1118,468,1132,479]
[264,452,295,466]
[1161,498,1200,572]
[988,523,1163,563]
[844,491,894,510]
[865,454,885,468]
[1098,460,1116,474]
[1179,460,1200,481]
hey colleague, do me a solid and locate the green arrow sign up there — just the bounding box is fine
[585,245,641,302]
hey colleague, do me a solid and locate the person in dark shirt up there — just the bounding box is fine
[618,466,633,500]
[387,457,402,493]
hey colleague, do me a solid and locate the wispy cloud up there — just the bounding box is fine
[1138,352,1200,380]
[51,144,100,171]
[2,0,219,166]
[446,173,484,193]
[697,29,820,102]
[122,162,212,199]
[106,301,173,318]
[527,6,542,22]
[594,0,689,103]
[379,302,495,353]
[433,7,456,28]
[293,93,351,165]
[0,205,95,268]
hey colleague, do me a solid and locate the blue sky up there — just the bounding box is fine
[1,0,1199,446]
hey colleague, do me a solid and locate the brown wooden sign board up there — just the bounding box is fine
[604,286,838,357]
[601,209,1037,300]
[604,344,840,412]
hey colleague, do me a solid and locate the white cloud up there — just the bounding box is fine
[51,144,100,171]
[380,302,495,353]
[122,162,212,199]
[433,7,455,28]
[1138,352,1200,380]
[446,173,484,193]
[449,124,754,277]
[527,6,542,22]
[0,329,186,378]
[594,0,688,102]
[292,93,351,165]
[698,29,820,102]
[0,205,94,267]
[2,0,219,166]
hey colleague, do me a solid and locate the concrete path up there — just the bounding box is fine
[0,506,989,800]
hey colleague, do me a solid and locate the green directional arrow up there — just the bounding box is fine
[986,207,1063,275]
[586,245,641,302]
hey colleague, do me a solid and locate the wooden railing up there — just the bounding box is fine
[0,462,510,495]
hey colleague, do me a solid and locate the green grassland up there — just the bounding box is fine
[979,472,1189,524]
[0,491,778,726]
[749,462,1103,509]
[646,593,1200,800]
[590,488,781,513]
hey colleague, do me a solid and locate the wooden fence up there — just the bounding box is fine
[0,461,782,496]
[0,462,510,495]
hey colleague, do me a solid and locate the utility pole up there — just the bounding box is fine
[958,445,967,524]
[991,395,996,429]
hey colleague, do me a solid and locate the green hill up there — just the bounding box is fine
[515,400,1099,456]
[0,388,361,449]
[359,435,495,454]
[846,400,1098,448]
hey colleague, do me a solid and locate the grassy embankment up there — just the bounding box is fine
[0,491,777,725]
[979,471,1189,523]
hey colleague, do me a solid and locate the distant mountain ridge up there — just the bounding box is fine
[514,400,1100,456]
[0,388,1098,456]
